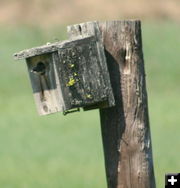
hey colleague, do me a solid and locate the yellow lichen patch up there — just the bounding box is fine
[74,72,78,76]
[86,94,93,99]
[66,78,76,87]
[69,64,75,68]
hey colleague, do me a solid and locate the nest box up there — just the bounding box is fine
[14,36,115,115]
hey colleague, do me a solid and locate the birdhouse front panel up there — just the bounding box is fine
[55,38,109,111]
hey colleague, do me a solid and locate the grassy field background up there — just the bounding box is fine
[0,21,180,188]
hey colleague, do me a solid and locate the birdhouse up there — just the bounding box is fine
[14,36,115,115]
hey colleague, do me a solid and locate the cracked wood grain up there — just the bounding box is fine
[98,20,156,188]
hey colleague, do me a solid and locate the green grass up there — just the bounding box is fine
[0,22,180,188]
[143,21,180,187]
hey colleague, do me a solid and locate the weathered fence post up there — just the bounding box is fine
[68,20,156,188]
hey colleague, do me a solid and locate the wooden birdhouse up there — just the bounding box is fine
[14,36,115,115]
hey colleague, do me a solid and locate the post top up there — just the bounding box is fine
[13,36,95,60]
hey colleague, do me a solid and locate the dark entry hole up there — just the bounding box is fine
[32,62,46,75]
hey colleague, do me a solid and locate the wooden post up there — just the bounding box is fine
[68,21,156,188]
[98,21,156,188]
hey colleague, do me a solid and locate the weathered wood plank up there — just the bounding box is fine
[68,21,156,188]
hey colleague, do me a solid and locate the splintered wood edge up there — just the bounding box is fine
[13,36,95,60]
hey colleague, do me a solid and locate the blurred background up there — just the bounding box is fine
[0,0,180,187]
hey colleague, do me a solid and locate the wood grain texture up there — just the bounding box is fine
[99,21,156,188]
[55,37,115,111]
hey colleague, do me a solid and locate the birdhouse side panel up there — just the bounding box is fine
[26,54,64,115]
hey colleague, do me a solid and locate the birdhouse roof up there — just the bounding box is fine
[14,36,95,60]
